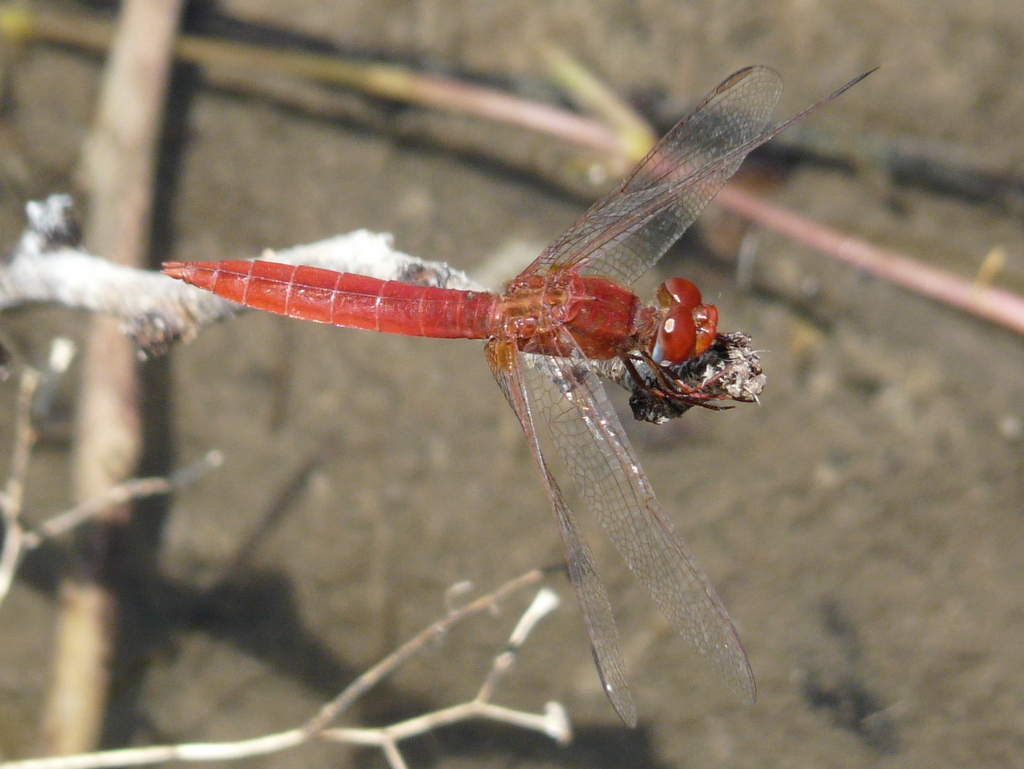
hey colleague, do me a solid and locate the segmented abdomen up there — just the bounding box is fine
[163,260,498,340]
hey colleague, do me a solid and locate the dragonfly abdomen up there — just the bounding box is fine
[162,260,499,340]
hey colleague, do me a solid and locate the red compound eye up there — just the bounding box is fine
[651,278,718,365]
[652,305,697,366]
[656,277,702,310]
[692,303,718,356]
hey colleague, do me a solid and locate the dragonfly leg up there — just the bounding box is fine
[622,351,735,412]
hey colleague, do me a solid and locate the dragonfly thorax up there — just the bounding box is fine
[496,272,644,359]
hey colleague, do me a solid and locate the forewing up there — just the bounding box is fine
[522,333,756,703]
[520,66,782,286]
[486,340,637,726]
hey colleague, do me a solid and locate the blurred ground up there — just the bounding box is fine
[2,1,1024,767]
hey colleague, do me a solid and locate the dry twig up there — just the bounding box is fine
[0,355,223,607]
[21,451,224,552]
[0,573,571,769]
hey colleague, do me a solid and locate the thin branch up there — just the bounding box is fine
[319,588,571,769]
[20,450,224,550]
[0,431,222,610]
[0,573,568,769]
[321,701,570,760]
[539,45,655,162]
[0,336,218,607]
[475,584,561,703]
[0,732,309,769]
[301,570,546,734]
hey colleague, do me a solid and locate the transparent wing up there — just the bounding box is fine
[486,339,637,726]
[520,65,783,287]
[522,332,756,703]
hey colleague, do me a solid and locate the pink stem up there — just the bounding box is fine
[716,184,1024,335]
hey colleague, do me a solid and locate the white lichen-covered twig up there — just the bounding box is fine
[0,196,480,357]
[0,574,571,769]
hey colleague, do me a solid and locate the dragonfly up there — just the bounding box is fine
[164,65,870,726]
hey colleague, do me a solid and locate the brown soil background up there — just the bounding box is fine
[3,1,1024,767]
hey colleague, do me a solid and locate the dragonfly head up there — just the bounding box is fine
[651,278,719,366]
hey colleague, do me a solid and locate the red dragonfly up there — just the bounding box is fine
[165,66,870,725]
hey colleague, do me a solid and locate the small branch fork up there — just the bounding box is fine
[0,344,224,606]
[0,573,571,769]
